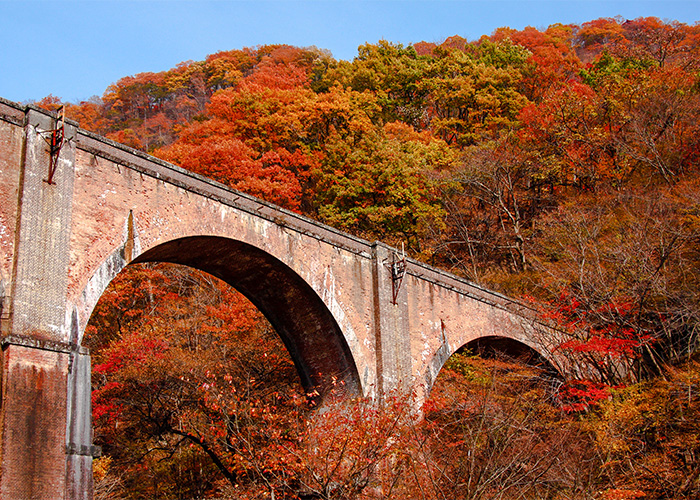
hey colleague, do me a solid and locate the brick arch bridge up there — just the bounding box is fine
[0,99,556,499]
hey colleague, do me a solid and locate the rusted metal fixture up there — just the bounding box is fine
[386,244,406,305]
[43,105,65,184]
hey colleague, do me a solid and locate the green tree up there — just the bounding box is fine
[422,42,530,147]
[319,41,432,128]
[312,122,452,248]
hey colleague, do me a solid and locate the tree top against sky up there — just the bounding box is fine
[1,0,698,103]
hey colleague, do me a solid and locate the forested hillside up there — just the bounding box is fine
[38,16,700,499]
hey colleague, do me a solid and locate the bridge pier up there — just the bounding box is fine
[0,106,93,499]
[372,242,412,396]
[65,350,95,500]
[0,341,71,498]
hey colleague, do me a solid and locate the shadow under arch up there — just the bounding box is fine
[128,235,362,397]
[424,334,562,399]
[463,335,561,377]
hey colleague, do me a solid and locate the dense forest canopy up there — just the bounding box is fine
[36,16,700,499]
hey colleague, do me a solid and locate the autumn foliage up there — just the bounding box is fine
[50,15,700,500]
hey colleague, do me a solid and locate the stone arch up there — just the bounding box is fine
[463,336,560,375]
[77,235,362,396]
[423,332,560,398]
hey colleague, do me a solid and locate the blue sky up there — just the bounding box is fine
[1,0,699,103]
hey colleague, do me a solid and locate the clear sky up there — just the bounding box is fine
[1,0,699,104]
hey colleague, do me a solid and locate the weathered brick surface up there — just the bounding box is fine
[6,107,77,342]
[67,146,376,393]
[0,100,556,499]
[0,344,69,500]
[0,100,25,329]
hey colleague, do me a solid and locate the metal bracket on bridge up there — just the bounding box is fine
[1,334,88,355]
[384,244,406,305]
[66,443,102,458]
[40,105,65,185]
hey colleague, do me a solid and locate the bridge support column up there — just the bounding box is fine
[65,350,96,500]
[371,242,412,397]
[0,339,71,499]
[0,107,93,499]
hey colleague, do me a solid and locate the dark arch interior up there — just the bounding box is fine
[132,235,361,396]
[463,336,560,377]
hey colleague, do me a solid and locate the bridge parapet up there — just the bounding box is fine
[75,127,375,258]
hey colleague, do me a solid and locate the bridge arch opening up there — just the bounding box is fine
[462,336,560,376]
[420,337,577,499]
[424,334,561,401]
[83,235,361,396]
[83,236,362,497]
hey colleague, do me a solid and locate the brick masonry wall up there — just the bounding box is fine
[0,101,25,332]
[0,344,69,499]
[66,143,378,394]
